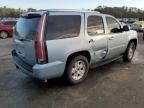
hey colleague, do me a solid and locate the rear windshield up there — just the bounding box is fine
[14,16,41,40]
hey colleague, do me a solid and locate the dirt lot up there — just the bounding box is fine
[0,33,144,108]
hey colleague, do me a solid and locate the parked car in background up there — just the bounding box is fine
[129,21,144,32]
[128,24,143,32]
[120,21,126,27]
[12,10,138,85]
[0,20,17,39]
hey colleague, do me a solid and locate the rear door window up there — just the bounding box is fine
[46,15,81,40]
[15,16,41,40]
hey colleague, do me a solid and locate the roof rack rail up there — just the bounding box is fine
[47,9,100,13]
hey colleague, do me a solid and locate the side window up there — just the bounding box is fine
[2,21,9,25]
[106,17,121,33]
[46,15,81,40]
[3,21,17,26]
[87,15,105,36]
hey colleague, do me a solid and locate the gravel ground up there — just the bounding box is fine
[0,33,144,108]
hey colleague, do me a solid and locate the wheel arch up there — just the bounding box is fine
[66,50,91,63]
[123,38,137,62]
[128,38,138,48]
[64,50,91,72]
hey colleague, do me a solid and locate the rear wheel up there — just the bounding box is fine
[65,55,89,85]
[123,42,136,62]
[0,31,8,39]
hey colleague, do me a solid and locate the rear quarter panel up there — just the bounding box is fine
[45,12,93,76]
[46,12,86,63]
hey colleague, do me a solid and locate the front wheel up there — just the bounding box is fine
[65,55,89,85]
[123,42,136,62]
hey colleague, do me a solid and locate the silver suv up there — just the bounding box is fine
[12,10,138,84]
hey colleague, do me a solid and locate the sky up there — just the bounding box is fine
[0,0,144,10]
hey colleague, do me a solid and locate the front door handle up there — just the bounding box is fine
[89,39,94,43]
[109,36,114,40]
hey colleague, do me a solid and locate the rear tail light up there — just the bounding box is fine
[35,14,48,64]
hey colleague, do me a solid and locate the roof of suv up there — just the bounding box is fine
[22,9,102,16]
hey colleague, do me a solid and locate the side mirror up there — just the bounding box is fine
[123,25,130,31]
[111,28,121,33]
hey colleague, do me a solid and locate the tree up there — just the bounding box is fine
[27,8,37,12]
[94,6,144,18]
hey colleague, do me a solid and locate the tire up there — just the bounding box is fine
[0,31,8,39]
[65,55,89,85]
[123,42,136,62]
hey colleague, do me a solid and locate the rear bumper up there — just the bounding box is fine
[12,50,65,80]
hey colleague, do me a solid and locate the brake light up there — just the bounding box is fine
[35,14,48,64]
